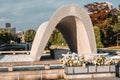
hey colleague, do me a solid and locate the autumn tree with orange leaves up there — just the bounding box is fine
[85,2,118,47]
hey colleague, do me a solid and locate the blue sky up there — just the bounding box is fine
[0,0,119,31]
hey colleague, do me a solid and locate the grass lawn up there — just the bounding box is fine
[106,46,120,50]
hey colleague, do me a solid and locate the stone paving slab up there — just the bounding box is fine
[0,55,33,62]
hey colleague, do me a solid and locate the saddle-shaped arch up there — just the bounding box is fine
[30,5,97,60]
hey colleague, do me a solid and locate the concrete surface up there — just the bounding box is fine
[0,55,33,62]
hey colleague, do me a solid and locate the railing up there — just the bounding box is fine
[0,51,30,55]
[116,51,120,55]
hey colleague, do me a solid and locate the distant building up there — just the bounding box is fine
[6,23,11,28]
[0,23,16,35]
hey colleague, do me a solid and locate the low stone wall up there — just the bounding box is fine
[0,62,120,80]
[65,65,116,74]
[0,68,117,80]
[0,69,64,80]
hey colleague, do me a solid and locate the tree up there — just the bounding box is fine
[100,25,115,47]
[113,22,120,46]
[0,29,13,44]
[117,11,120,16]
[85,2,117,27]
[0,29,5,44]
[24,29,36,42]
[85,2,118,47]
[94,26,104,48]
[119,4,120,10]
[48,29,67,46]
[112,11,120,46]
[5,32,13,43]
[0,29,5,34]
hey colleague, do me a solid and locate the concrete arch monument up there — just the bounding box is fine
[30,5,97,61]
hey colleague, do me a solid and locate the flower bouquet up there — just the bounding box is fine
[61,53,89,74]
[93,55,116,72]
[61,52,117,74]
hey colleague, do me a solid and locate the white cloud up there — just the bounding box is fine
[0,18,10,22]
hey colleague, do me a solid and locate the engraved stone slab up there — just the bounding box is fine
[65,66,74,74]
[74,67,88,74]
[97,66,109,72]
[88,66,96,73]
[110,65,116,72]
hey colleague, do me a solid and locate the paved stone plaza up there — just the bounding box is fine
[0,55,33,62]
[69,77,120,80]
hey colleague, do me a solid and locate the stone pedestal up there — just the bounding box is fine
[45,64,50,70]
[65,66,74,74]
[8,66,13,71]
